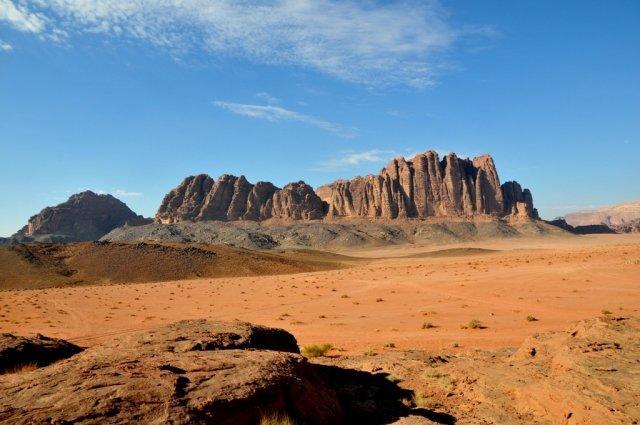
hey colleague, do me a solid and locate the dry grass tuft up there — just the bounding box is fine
[301,343,332,358]
[259,412,296,425]
[5,362,39,374]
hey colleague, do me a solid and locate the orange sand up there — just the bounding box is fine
[1,234,639,354]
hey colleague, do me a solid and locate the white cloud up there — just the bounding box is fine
[315,149,396,170]
[0,40,12,51]
[0,0,46,33]
[214,100,357,138]
[115,189,142,197]
[0,0,488,87]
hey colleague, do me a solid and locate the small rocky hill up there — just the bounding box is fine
[6,191,150,244]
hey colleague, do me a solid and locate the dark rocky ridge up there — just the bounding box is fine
[157,151,538,223]
[8,191,150,244]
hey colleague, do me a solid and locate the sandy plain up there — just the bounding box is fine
[1,233,639,354]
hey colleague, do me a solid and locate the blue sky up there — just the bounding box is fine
[1,0,638,236]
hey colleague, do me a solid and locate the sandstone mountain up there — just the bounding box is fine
[564,199,640,228]
[156,176,324,223]
[8,191,150,244]
[156,151,537,223]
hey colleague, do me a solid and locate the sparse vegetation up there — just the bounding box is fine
[410,391,431,408]
[383,342,396,348]
[259,412,296,425]
[301,343,332,358]
[602,309,612,315]
[421,321,436,329]
[5,362,39,374]
[525,315,538,322]
[423,368,454,390]
[461,319,484,329]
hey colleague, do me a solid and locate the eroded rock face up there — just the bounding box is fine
[156,151,537,223]
[156,175,323,223]
[0,333,83,374]
[10,191,150,243]
[271,181,325,220]
[0,320,343,425]
[318,152,536,219]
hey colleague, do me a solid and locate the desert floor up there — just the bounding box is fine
[1,234,639,354]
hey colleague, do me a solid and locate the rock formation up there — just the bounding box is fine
[317,152,537,219]
[564,199,640,227]
[0,320,417,424]
[9,191,150,244]
[0,333,82,374]
[156,151,537,223]
[156,175,324,223]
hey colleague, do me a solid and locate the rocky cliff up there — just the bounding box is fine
[156,175,324,223]
[317,151,536,219]
[10,191,150,243]
[156,151,537,223]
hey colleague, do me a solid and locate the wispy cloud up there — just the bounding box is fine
[0,0,490,87]
[115,189,142,197]
[315,149,396,171]
[0,40,12,51]
[0,0,45,33]
[255,92,279,105]
[214,100,357,138]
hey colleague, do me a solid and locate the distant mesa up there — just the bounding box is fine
[157,150,538,223]
[6,191,151,244]
[564,200,640,230]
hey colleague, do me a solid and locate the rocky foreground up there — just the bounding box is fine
[1,316,638,424]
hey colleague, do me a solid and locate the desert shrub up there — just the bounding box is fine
[602,309,612,315]
[525,315,538,322]
[301,343,332,358]
[462,319,484,329]
[421,322,436,329]
[422,369,454,390]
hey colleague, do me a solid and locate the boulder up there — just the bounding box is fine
[0,333,82,374]
[0,320,343,425]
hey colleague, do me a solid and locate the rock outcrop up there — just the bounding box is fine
[156,175,323,223]
[0,333,83,374]
[0,321,341,424]
[318,152,536,219]
[156,151,537,223]
[9,191,150,243]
